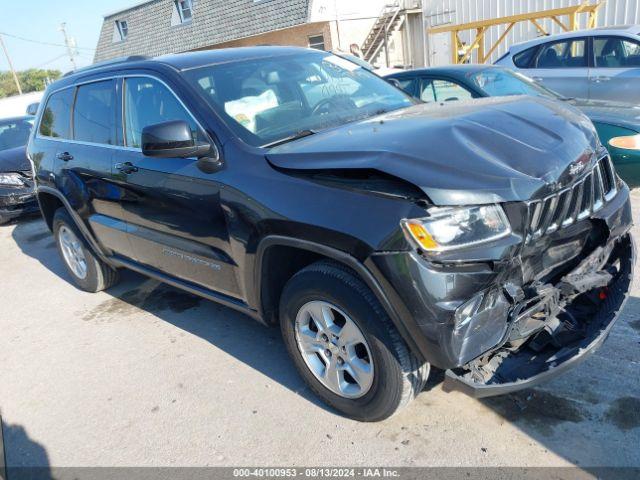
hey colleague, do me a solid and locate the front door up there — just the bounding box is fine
[114,75,241,298]
[589,36,640,104]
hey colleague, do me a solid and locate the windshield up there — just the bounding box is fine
[183,51,413,147]
[0,117,33,151]
[470,69,561,99]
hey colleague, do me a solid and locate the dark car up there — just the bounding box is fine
[0,116,39,224]
[28,47,633,421]
[385,64,640,187]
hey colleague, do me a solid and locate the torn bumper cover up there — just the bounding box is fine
[443,232,633,398]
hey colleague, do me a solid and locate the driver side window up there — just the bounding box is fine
[123,77,204,148]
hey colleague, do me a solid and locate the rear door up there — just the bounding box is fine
[589,35,640,104]
[526,37,590,99]
[36,80,132,257]
[67,79,133,257]
[113,75,240,298]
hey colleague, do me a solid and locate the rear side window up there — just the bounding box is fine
[123,77,205,148]
[534,39,587,68]
[513,47,538,68]
[73,80,115,145]
[39,89,74,139]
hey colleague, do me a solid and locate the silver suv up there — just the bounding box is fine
[495,25,640,104]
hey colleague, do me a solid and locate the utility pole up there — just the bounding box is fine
[59,22,77,71]
[0,33,22,95]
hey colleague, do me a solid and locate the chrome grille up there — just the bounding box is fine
[526,156,617,243]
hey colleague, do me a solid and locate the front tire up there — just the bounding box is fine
[280,260,429,421]
[53,208,119,292]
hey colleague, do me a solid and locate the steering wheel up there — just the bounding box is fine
[311,96,357,116]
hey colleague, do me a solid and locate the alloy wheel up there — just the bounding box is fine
[58,225,88,280]
[294,300,374,399]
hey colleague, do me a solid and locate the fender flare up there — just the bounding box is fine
[254,235,426,361]
[36,186,113,265]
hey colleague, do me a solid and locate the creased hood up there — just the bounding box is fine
[266,96,600,205]
[0,146,30,173]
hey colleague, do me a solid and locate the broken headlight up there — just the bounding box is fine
[0,173,23,187]
[402,205,511,253]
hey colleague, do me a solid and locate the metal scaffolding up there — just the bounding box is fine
[428,1,605,64]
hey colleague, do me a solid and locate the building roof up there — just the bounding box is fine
[94,0,312,63]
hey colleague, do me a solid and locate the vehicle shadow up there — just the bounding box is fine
[9,217,328,413]
[1,411,53,480]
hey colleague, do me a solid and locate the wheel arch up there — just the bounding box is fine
[254,235,425,361]
[36,186,112,265]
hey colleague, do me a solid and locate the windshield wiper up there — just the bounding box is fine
[263,129,316,148]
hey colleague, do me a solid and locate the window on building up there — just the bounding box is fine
[73,80,115,145]
[39,88,74,139]
[115,20,128,41]
[175,0,193,23]
[308,34,326,51]
[534,39,587,68]
[594,36,640,68]
[123,77,205,148]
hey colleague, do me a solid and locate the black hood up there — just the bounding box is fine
[0,146,30,173]
[267,96,600,205]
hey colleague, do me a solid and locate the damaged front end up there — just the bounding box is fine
[443,232,633,397]
[369,153,634,398]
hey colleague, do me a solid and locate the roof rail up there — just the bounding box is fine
[63,55,149,77]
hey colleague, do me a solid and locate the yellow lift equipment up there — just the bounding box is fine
[429,1,605,64]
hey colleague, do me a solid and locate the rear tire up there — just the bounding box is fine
[53,208,119,292]
[280,260,429,421]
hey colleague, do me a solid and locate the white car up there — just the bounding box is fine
[495,25,640,104]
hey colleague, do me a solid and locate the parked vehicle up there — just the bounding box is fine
[385,64,640,187]
[495,25,640,105]
[28,48,633,421]
[0,116,38,224]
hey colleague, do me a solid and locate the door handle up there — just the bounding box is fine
[532,76,544,82]
[115,162,138,174]
[56,151,74,161]
[592,76,611,82]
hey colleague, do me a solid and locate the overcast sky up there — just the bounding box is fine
[1,0,137,73]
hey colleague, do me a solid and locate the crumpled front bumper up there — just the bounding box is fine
[368,183,634,397]
[0,184,38,221]
[443,232,634,398]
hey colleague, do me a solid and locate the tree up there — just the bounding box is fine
[0,69,61,98]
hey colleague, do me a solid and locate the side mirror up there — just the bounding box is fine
[26,102,39,116]
[141,120,212,159]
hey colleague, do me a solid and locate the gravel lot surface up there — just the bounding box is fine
[1,192,639,472]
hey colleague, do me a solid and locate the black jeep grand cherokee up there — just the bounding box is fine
[28,47,633,421]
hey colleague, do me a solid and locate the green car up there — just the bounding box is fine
[386,65,640,187]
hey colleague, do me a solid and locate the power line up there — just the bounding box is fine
[59,23,77,71]
[0,34,22,94]
[0,30,95,51]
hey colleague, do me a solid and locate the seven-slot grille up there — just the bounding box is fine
[526,156,617,243]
